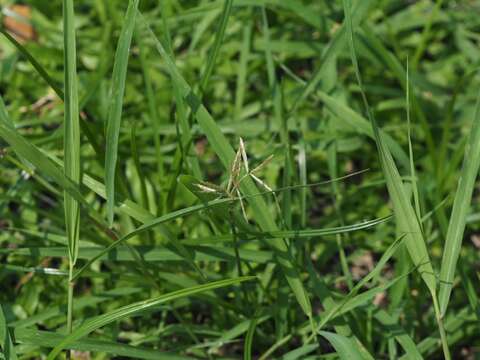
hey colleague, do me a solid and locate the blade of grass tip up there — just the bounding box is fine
[62,0,81,348]
[439,83,480,316]
[46,277,255,359]
[139,12,313,318]
[0,304,18,360]
[342,1,449,358]
[105,0,139,227]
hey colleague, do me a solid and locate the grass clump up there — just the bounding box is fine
[0,1,479,359]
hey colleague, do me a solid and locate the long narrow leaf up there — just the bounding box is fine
[63,0,81,264]
[105,0,139,226]
[46,277,255,359]
[319,331,373,360]
[342,0,436,294]
[439,85,480,314]
[0,304,17,360]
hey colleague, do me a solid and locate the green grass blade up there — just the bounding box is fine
[14,328,192,360]
[439,85,480,315]
[0,119,85,206]
[318,331,373,360]
[63,0,81,265]
[0,304,17,360]
[243,316,258,360]
[46,277,255,359]
[342,1,450,358]
[317,91,409,169]
[105,0,139,227]
[281,344,318,360]
[341,0,436,295]
[0,29,64,97]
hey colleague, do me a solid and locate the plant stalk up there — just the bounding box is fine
[432,294,451,360]
[66,262,75,359]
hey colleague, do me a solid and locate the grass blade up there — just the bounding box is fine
[341,0,435,295]
[14,328,191,360]
[341,1,449,358]
[46,277,255,359]
[438,84,480,315]
[63,0,81,266]
[319,331,373,360]
[62,1,81,346]
[105,0,139,226]
[243,316,258,360]
[0,304,17,360]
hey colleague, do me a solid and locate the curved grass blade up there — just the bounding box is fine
[14,328,193,360]
[341,1,450,358]
[72,198,233,280]
[243,317,259,360]
[0,29,63,97]
[105,0,139,227]
[0,121,86,207]
[439,84,480,315]
[341,0,435,294]
[46,277,255,359]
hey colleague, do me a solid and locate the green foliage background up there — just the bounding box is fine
[0,0,479,358]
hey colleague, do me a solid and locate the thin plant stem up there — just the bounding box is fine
[66,262,75,360]
[432,294,451,360]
